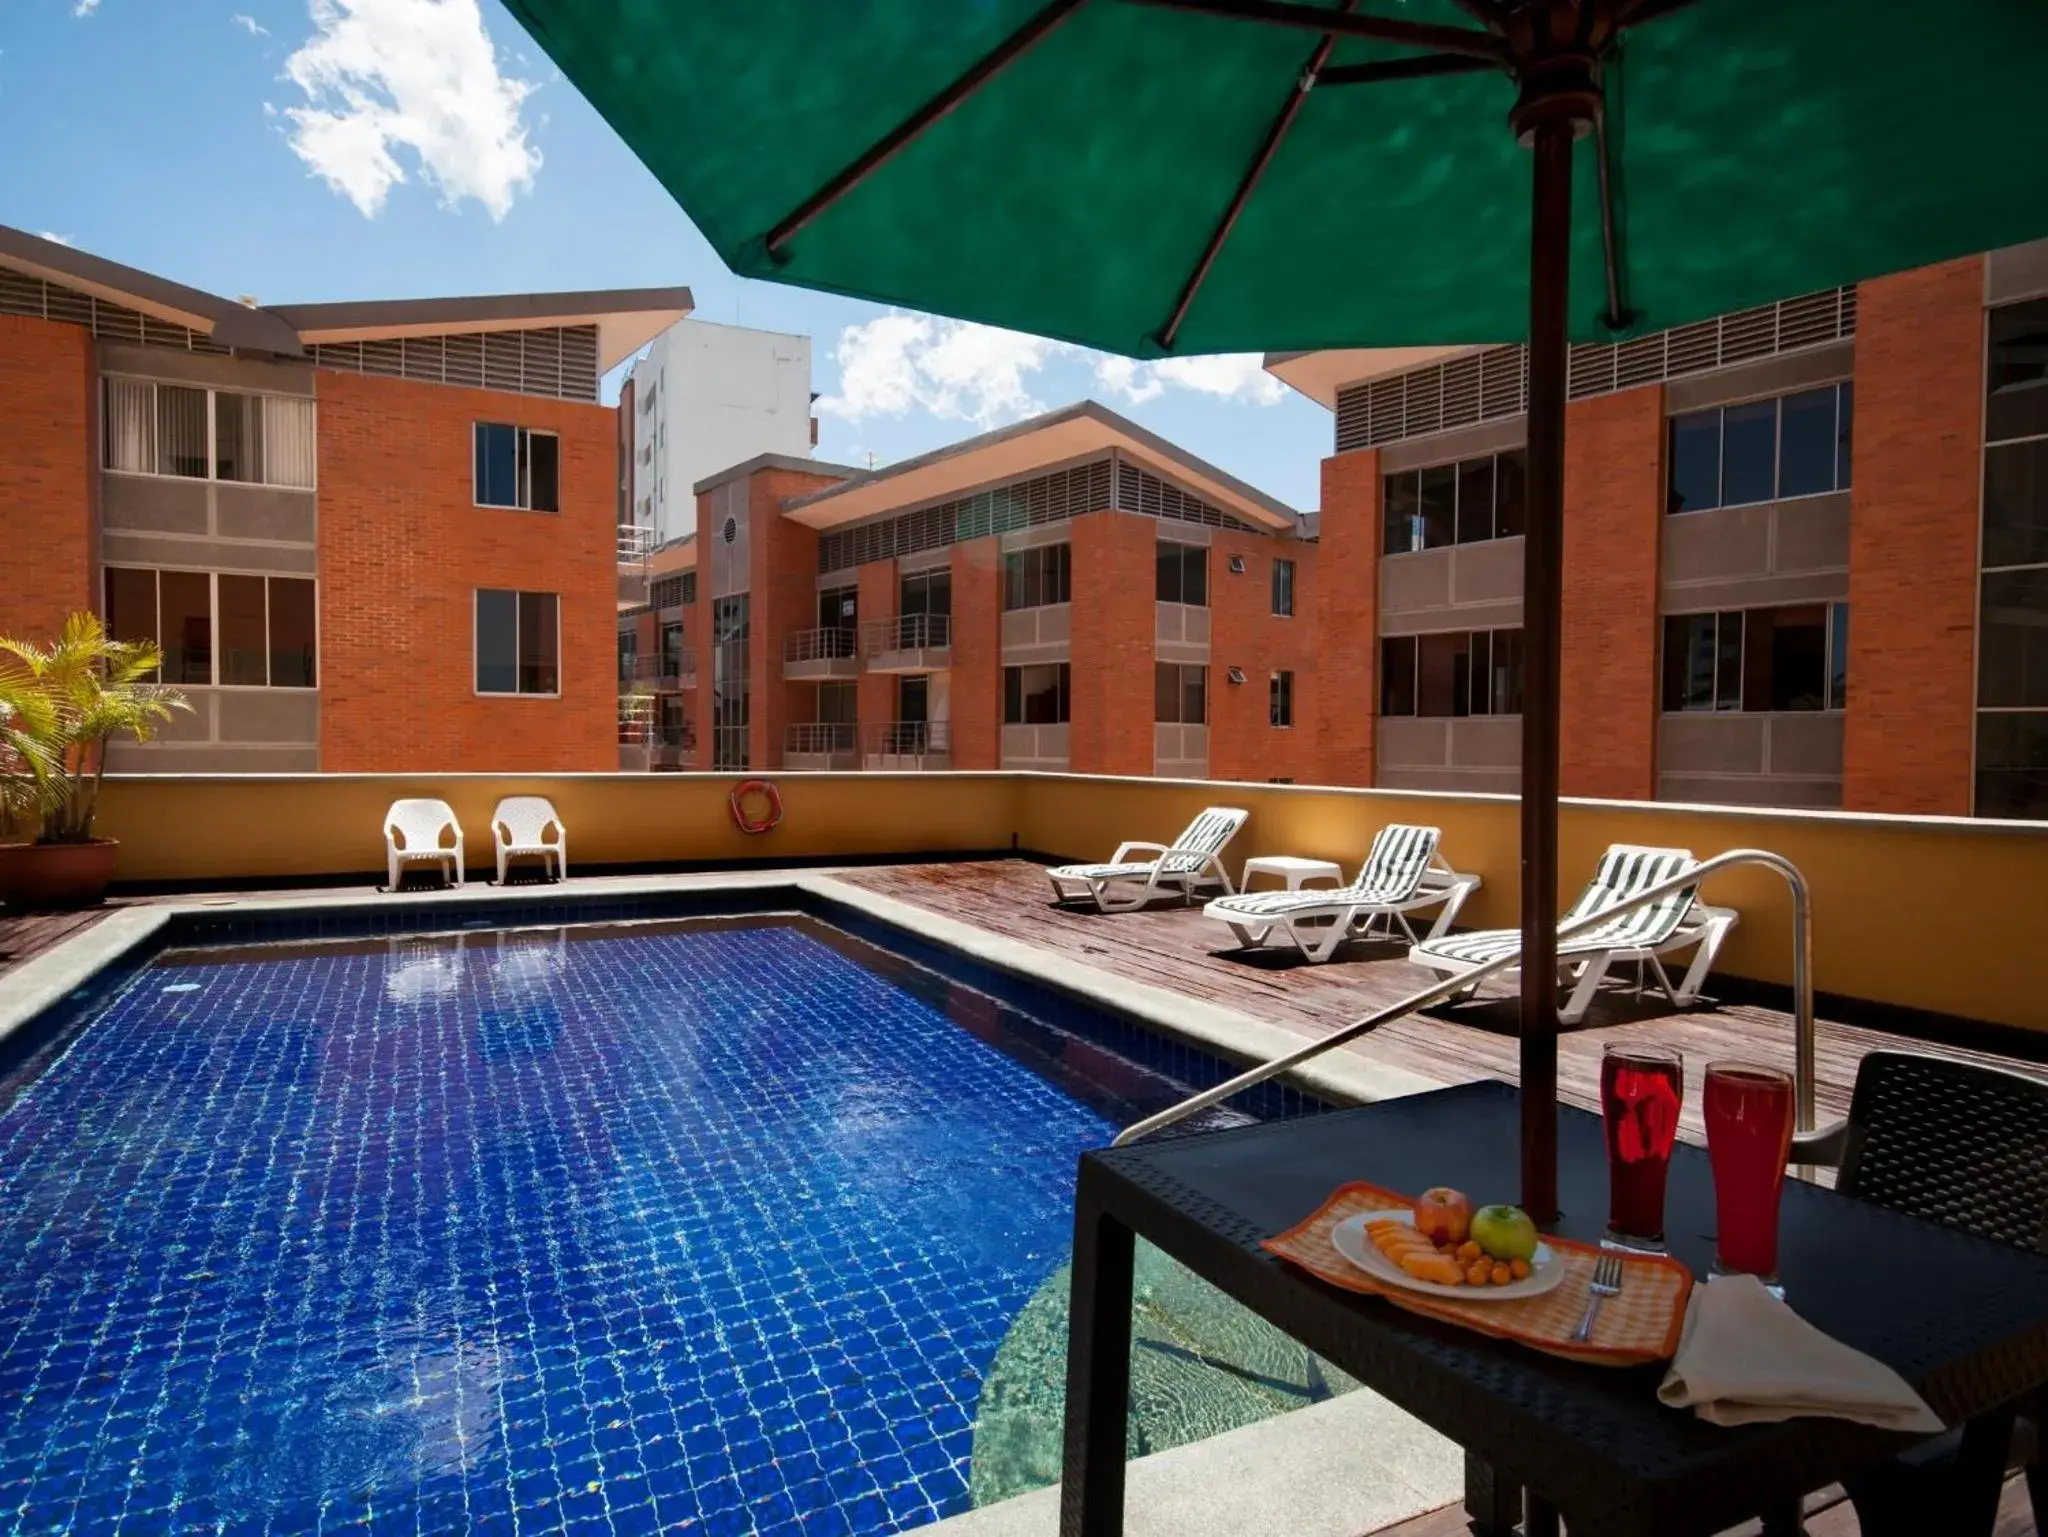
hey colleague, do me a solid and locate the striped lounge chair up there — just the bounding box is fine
[1046,806,1249,913]
[1203,823,1481,963]
[1408,843,1739,1023]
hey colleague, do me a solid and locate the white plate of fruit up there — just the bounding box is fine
[1330,1189,1563,1302]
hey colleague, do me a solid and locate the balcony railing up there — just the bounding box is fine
[862,720,951,761]
[621,651,697,687]
[784,722,858,757]
[784,627,860,678]
[786,628,858,664]
[860,614,951,667]
[617,523,655,564]
[861,614,952,674]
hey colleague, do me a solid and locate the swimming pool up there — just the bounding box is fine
[0,909,1326,1535]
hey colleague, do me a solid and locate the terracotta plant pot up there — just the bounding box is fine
[0,838,120,910]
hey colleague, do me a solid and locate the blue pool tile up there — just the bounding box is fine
[0,912,1326,1535]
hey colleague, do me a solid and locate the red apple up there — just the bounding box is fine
[1413,1187,1472,1247]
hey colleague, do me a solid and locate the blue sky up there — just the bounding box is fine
[0,0,1334,509]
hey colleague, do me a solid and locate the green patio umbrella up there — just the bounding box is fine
[505,0,2048,1219]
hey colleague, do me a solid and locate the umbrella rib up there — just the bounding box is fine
[1595,63,1630,329]
[1120,0,1502,59]
[1318,52,1497,85]
[1154,0,1361,350]
[763,0,1089,261]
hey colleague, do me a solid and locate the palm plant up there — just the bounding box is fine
[0,665,60,837]
[0,612,189,844]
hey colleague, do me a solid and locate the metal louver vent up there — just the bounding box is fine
[403,335,445,382]
[1719,305,1777,364]
[1568,343,1616,399]
[1440,353,1482,429]
[815,455,1255,573]
[360,339,405,378]
[1333,287,1857,454]
[1479,347,1526,419]
[443,334,485,389]
[680,570,697,605]
[651,574,686,610]
[306,323,601,401]
[0,272,222,354]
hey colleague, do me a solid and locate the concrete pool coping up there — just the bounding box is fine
[0,868,1459,1537]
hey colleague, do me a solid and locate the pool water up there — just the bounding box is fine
[0,914,1310,1536]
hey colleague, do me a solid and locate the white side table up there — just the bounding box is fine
[1238,855,1344,893]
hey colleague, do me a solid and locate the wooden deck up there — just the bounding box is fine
[834,859,2045,1147]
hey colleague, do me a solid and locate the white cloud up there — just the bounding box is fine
[232,12,269,35]
[281,0,541,221]
[35,231,75,247]
[1094,353,1287,408]
[73,0,101,16]
[817,314,1067,431]
[817,312,1289,439]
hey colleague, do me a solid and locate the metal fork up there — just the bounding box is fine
[1572,1252,1625,1343]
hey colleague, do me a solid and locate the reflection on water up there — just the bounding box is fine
[969,1240,1355,1506]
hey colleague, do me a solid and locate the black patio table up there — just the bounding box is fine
[1059,1080,2048,1537]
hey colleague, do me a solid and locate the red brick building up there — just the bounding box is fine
[0,225,688,773]
[618,403,1321,780]
[1272,239,2048,820]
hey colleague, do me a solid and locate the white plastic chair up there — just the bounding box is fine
[384,798,464,890]
[492,795,568,884]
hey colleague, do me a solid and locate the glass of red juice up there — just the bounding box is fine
[1704,1061,1796,1283]
[1600,1044,1683,1250]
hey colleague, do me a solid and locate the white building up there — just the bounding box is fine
[626,318,815,544]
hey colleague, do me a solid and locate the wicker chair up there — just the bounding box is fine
[1790,1050,2048,1535]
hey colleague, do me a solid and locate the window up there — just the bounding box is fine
[1269,670,1295,728]
[102,378,315,489]
[1271,557,1296,617]
[1156,542,1208,606]
[1154,664,1206,725]
[900,568,952,616]
[817,680,858,725]
[712,594,750,771]
[658,695,691,750]
[473,423,560,511]
[1982,299,2048,817]
[1004,663,1070,725]
[1666,383,1853,514]
[1382,449,1528,554]
[475,589,559,695]
[1380,628,1524,717]
[1660,604,1847,712]
[102,568,317,688]
[818,584,857,631]
[1003,543,1071,610]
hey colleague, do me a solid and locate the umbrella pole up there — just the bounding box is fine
[1518,116,1574,1225]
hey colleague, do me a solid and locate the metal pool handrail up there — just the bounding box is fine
[1112,847,1821,1148]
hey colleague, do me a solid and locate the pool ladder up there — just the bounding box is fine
[1113,848,1827,1150]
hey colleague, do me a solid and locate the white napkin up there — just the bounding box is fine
[1657,1274,1944,1431]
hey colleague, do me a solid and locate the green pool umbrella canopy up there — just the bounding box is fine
[503,0,2046,355]
[506,0,2048,1222]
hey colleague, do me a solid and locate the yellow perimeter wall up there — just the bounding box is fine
[92,772,2048,1033]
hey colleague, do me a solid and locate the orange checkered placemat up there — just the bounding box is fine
[1262,1182,1693,1367]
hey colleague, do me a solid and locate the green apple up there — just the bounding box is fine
[1470,1204,1539,1264]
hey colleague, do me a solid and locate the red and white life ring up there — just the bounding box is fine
[730,778,784,835]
